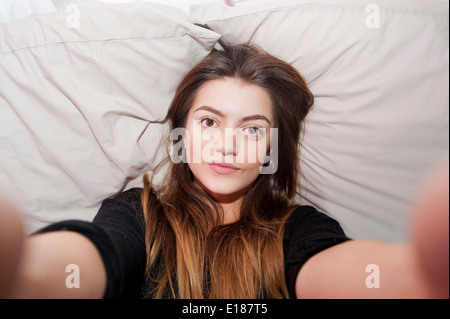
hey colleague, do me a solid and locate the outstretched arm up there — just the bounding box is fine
[296,239,431,298]
[7,231,107,299]
[2,188,146,299]
[0,196,24,297]
[0,200,107,299]
[296,161,449,299]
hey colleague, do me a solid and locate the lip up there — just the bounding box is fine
[208,162,240,175]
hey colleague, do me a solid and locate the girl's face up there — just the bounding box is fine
[184,78,274,203]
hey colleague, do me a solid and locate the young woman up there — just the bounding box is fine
[1,44,448,299]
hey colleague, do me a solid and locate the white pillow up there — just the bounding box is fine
[191,0,450,242]
[0,1,227,22]
[0,0,58,22]
[0,3,220,234]
[52,0,224,15]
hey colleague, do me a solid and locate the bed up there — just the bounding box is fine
[0,0,448,242]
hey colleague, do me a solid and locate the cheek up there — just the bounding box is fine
[239,136,271,165]
[187,162,202,182]
[182,123,199,164]
[185,124,218,164]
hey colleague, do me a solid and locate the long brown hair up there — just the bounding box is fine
[141,44,314,299]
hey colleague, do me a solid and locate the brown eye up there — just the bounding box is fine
[201,118,217,128]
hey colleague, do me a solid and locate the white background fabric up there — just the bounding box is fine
[0,3,220,233]
[0,0,229,21]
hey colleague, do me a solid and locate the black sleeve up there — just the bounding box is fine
[34,188,147,299]
[283,205,351,299]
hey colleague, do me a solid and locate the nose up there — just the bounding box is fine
[216,128,237,157]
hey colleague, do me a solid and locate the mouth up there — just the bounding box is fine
[208,162,240,175]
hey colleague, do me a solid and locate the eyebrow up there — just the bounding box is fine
[194,106,272,126]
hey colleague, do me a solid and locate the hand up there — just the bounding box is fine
[0,195,25,298]
[410,158,449,299]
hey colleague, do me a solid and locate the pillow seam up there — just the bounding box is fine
[0,33,219,55]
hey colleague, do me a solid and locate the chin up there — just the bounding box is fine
[193,174,247,199]
[204,179,244,196]
[190,163,259,200]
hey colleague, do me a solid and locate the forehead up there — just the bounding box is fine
[190,78,273,121]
